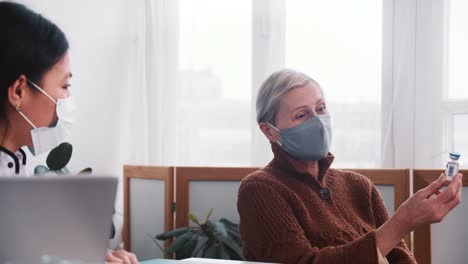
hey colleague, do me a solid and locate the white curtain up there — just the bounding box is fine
[174,0,253,167]
[382,0,468,169]
[284,0,383,168]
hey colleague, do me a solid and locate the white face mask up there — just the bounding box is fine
[17,80,75,156]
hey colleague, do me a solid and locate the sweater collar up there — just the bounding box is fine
[268,142,334,181]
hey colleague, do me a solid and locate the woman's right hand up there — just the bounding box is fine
[397,173,463,232]
[376,173,463,257]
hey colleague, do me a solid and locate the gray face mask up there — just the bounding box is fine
[269,115,332,161]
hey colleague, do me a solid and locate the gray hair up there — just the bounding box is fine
[256,69,321,124]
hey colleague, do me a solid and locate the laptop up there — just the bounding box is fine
[0,176,118,264]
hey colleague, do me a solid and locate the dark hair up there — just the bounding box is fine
[0,1,69,120]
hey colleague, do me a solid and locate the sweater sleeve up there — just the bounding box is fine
[237,180,380,264]
[370,185,417,264]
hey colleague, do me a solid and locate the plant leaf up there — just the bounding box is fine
[180,235,198,259]
[224,245,244,260]
[79,167,92,174]
[223,224,239,233]
[59,166,72,175]
[227,229,242,246]
[34,165,50,175]
[219,218,239,230]
[46,142,73,171]
[217,244,231,259]
[156,227,190,240]
[191,236,209,257]
[212,221,228,239]
[166,231,193,255]
[203,242,218,258]
[205,208,214,222]
[215,235,243,259]
[194,243,208,258]
[146,233,165,256]
[189,213,201,226]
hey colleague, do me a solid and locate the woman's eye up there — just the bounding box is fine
[318,106,327,113]
[296,113,307,120]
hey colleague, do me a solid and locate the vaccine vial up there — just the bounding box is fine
[445,152,461,181]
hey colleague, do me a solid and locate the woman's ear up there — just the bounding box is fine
[259,122,280,143]
[7,75,28,110]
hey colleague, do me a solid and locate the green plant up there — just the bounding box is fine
[154,209,243,260]
[34,142,92,175]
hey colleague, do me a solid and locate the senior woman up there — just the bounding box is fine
[237,69,463,264]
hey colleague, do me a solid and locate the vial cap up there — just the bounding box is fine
[449,152,461,160]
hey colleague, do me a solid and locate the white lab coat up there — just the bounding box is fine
[0,147,28,176]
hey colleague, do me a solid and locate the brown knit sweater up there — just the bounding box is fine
[237,144,416,264]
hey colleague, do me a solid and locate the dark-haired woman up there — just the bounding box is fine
[0,2,138,263]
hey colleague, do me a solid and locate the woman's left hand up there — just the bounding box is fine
[106,249,139,264]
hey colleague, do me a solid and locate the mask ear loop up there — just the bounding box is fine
[27,80,57,104]
[268,123,283,147]
[16,106,37,129]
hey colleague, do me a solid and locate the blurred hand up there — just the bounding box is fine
[397,173,463,232]
[106,249,138,264]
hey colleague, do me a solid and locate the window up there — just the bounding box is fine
[453,114,468,166]
[448,0,468,99]
[444,0,468,166]
[177,0,252,166]
[285,0,383,167]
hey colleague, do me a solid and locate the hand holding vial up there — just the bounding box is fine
[394,173,463,232]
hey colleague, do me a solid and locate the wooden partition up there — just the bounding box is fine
[123,165,175,260]
[174,167,259,228]
[413,170,468,264]
[124,166,412,259]
[174,167,411,247]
